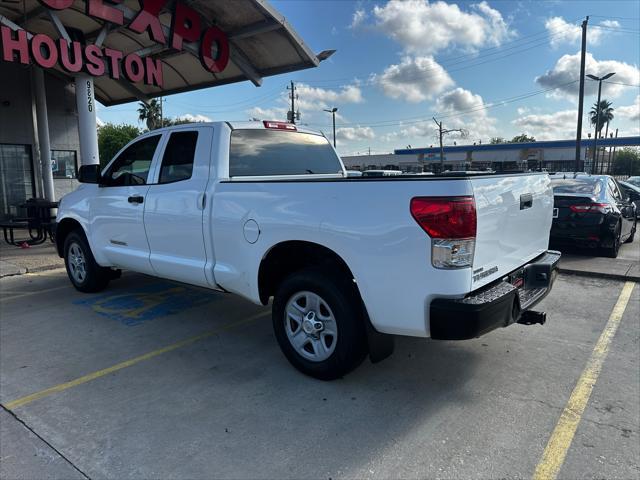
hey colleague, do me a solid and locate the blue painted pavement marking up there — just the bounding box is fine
[74,282,216,326]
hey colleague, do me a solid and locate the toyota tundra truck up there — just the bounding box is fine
[55,121,560,380]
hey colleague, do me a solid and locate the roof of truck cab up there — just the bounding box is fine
[143,121,324,136]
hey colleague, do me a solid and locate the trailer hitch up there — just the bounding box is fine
[517,310,546,326]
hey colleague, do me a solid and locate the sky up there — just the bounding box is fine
[97,0,640,156]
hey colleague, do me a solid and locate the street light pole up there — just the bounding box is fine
[586,72,615,173]
[324,107,338,148]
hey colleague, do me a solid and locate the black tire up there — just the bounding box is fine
[272,267,367,380]
[624,221,636,244]
[64,229,111,293]
[602,222,621,258]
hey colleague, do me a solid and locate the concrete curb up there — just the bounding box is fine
[0,262,63,279]
[558,266,640,283]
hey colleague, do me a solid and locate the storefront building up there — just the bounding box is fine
[1,0,329,220]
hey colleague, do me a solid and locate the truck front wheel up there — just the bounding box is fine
[64,229,111,293]
[272,268,367,380]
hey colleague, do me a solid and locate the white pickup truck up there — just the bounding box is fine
[55,121,560,379]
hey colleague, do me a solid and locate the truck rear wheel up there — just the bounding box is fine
[64,229,111,293]
[272,268,367,380]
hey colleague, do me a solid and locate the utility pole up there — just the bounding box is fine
[287,81,299,124]
[433,117,465,171]
[160,96,164,128]
[575,16,588,172]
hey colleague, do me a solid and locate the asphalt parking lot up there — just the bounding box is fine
[1,268,638,479]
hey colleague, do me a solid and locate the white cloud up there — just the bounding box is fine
[545,17,620,48]
[617,95,640,123]
[380,88,496,144]
[599,19,621,29]
[435,87,497,140]
[350,9,366,29]
[175,113,212,123]
[512,109,578,140]
[246,106,288,121]
[246,82,363,122]
[535,52,640,99]
[381,122,437,143]
[336,126,375,142]
[372,0,515,55]
[96,117,105,127]
[296,83,364,111]
[373,56,454,103]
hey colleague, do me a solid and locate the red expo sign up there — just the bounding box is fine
[0,0,231,88]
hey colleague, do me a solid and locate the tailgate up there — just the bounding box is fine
[470,174,553,289]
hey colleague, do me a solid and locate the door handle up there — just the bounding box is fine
[128,195,144,204]
[520,193,533,210]
[198,193,207,210]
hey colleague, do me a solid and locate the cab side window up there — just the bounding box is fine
[104,135,161,186]
[158,131,198,184]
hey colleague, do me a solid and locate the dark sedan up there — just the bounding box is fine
[619,181,640,219]
[550,174,636,258]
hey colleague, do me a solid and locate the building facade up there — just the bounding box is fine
[342,137,640,174]
[0,62,80,220]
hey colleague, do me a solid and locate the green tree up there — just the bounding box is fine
[490,137,506,144]
[98,123,141,168]
[612,148,640,176]
[589,100,614,137]
[137,99,161,130]
[511,134,536,143]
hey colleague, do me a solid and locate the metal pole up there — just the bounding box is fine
[433,117,444,169]
[290,81,296,125]
[592,79,603,172]
[601,120,609,174]
[75,75,100,166]
[575,17,589,172]
[332,110,336,148]
[34,68,55,201]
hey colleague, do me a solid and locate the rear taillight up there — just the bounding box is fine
[410,196,476,269]
[569,203,611,214]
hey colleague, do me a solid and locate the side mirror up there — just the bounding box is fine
[77,164,101,184]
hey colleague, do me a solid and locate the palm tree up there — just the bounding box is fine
[137,99,161,130]
[589,100,614,137]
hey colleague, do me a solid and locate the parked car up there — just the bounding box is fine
[619,181,640,219]
[550,174,636,257]
[55,121,560,380]
[625,176,640,188]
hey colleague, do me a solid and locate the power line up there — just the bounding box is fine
[305,81,580,131]
[603,80,640,88]
[588,15,640,20]
[294,24,582,89]
[590,24,640,34]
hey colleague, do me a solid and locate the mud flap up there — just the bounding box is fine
[362,305,395,363]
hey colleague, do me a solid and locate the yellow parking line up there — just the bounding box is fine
[1,284,70,302]
[532,281,635,480]
[3,311,269,411]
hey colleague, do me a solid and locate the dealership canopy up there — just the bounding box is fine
[0,0,330,106]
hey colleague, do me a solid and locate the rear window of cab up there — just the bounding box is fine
[229,129,343,177]
[552,178,602,196]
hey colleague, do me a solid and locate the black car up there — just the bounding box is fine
[550,174,636,257]
[619,181,640,219]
